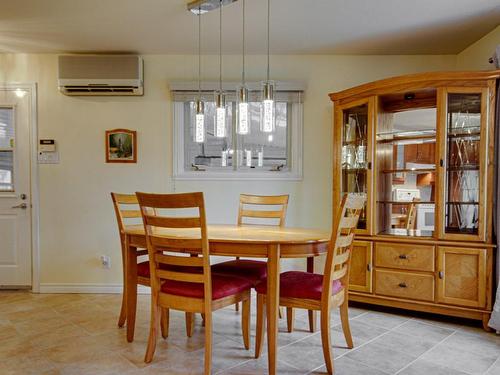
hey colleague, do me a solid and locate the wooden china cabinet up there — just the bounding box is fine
[330,71,499,329]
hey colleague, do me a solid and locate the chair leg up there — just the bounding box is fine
[144,294,160,363]
[118,289,127,328]
[235,302,240,312]
[320,308,334,375]
[308,310,317,333]
[241,295,251,350]
[185,312,194,337]
[126,249,138,343]
[160,308,169,339]
[255,294,266,359]
[339,301,353,349]
[286,307,295,333]
[201,313,206,327]
[204,311,213,375]
[279,307,283,319]
[118,244,127,328]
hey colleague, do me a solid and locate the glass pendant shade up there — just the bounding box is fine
[214,91,227,138]
[260,81,275,133]
[194,99,205,143]
[236,85,250,135]
[245,149,252,167]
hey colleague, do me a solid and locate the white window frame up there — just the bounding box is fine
[172,83,303,181]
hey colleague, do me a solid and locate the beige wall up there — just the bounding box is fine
[457,25,500,70]
[0,53,458,288]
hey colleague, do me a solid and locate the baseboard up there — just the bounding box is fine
[38,283,151,294]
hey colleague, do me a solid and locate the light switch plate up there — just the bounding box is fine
[38,151,60,164]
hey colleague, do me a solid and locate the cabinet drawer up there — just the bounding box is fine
[375,242,435,272]
[375,269,434,302]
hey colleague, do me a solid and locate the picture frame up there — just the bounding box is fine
[105,129,137,163]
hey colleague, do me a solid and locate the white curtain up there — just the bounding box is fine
[488,77,500,332]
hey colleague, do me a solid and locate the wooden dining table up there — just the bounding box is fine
[124,224,330,375]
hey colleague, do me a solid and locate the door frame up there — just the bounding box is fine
[0,83,40,292]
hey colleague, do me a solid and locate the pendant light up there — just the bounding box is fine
[214,0,227,138]
[260,0,275,133]
[236,0,249,135]
[194,7,205,143]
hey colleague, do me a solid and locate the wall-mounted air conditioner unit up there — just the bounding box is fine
[58,55,143,96]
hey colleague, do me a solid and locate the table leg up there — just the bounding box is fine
[307,257,318,333]
[267,244,280,375]
[126,238,138,343]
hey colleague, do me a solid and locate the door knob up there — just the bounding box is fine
[11,203,28,209]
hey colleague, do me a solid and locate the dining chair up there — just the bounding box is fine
[111,192,174,342]
[254,193,365,374]
[211,194,288,315]
[136,191,252,374]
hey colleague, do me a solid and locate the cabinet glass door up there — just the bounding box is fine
[441,88,487,240]
[339,99,372,233]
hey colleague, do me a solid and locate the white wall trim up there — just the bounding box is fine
[39,283,151,294]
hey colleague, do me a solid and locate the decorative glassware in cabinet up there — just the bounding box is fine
[342,104,368,229]
[445,93,482,235]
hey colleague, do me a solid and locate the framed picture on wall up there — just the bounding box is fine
[105,129,137,163]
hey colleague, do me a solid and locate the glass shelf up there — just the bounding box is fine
[447,165,479,171]
[378,200,434,205]
[379,228,434,237]
[382,168,435,174]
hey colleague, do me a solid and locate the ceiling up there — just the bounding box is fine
[0,0,499,55]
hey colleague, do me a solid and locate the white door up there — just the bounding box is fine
[0,86,33,288]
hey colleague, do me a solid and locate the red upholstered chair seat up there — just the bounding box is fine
[211,260,267,286]
[255,271,343,300]
[137,261,202,278]
[161,274,253,300]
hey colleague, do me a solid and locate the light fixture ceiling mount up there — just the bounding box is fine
[187,0,238,14]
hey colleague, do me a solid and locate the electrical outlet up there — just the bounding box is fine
[100,255,111,269]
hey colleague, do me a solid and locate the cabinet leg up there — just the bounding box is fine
[482,314,492,332]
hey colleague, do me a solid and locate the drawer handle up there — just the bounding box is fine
[398,254,409,260]
[398,282,407,288]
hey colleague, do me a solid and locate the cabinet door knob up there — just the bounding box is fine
[398,254,408,260]
[367,264,372,272]
[398,282,407,288]
[438,271,444,279]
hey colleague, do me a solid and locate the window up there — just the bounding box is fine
[172,84,303,180]
[0,107,14,191]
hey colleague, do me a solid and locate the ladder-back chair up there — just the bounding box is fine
[212,194,289,315]
[254,193,365,374]
[136,192,252,374]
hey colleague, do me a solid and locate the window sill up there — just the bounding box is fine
[173,170,302,181]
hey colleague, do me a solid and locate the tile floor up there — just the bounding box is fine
[0,291,499,375]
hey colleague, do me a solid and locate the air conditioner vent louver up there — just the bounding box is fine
[58,55,144,96]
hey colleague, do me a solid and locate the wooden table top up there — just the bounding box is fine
[124,224,331,245]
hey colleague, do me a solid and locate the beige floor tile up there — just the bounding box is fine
[219,357,303,375]
[485,357,500,375]
[56,352,137,375]
[332,319,387,342]
[351,311,410,330]
[441,331,500,359]
[369,330,436,357]
[311,356,389,375]
[393,320,455,344]
[398,359,470,375]
[1,291,497,375]
[345,341,417,374]
[420,342,498,374]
